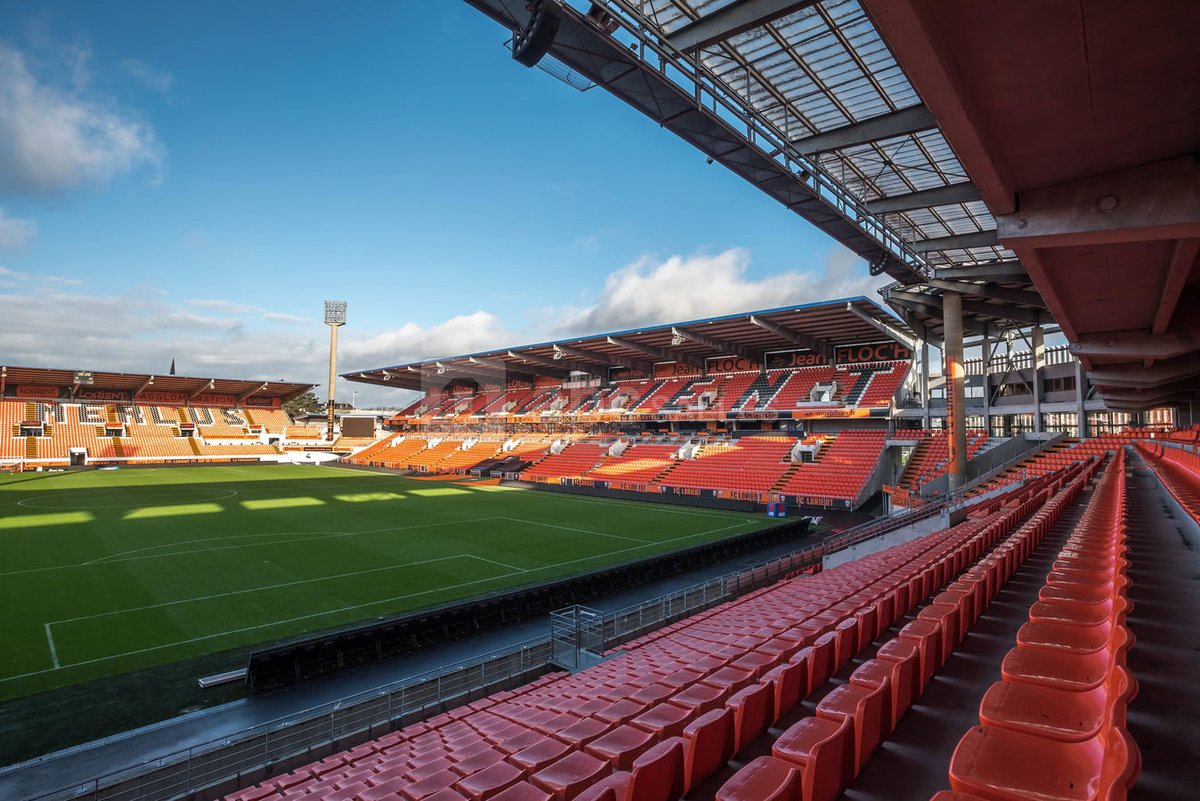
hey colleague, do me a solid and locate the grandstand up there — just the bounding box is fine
[3,0,1198,799]
[0,366,317,468]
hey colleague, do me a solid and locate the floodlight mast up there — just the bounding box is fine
[324,300,347,440]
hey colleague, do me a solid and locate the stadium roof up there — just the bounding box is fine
[0,365,313,401]
[458,0,1200,411]
[345,296,913,390]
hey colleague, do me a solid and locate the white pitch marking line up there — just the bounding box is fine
[2,519,761,684]
[497,516,650,543]
[51,554,484,625]
[468,554,526,571]
[44,624,60,670]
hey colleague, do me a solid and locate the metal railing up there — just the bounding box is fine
[25,639,552,801]
[553,502,949,662]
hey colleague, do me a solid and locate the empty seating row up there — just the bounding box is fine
[225,464,1081,801]
[1135,440,1200,525]
[718,457,1098,801]
[936,449,1138,801]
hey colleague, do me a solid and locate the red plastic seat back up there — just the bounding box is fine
[728,683,772,752]
[682,707,735,792]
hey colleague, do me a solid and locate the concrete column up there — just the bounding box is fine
[943,292,968,491]
[1032,326,1045,433]
[1075,359,1089,439]
[921,339,931,431]
[981,332,992,437]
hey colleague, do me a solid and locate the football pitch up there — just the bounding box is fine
[0,464,765,701]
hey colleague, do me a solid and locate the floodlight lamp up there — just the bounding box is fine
[324,300,347,325]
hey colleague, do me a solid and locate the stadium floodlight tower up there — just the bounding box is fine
[323,300,347,440]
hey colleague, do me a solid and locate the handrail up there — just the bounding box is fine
[20,637,552,801]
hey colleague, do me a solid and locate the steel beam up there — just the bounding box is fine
[667,0,817,52]
[1068,325,1200,360]
[671,326,756,362]
[912,229,999,253]
[865,181,981,214]
[859,0,1017,214]
[1088,353,1200,389]
[507,350,602,377]
[885,291,990,336]
[554,343,649,373]
[238,382,269,403]
[187,379,215,401]
[997,156,1200,248]
[933,261,1028,281]
[470,356,567,380]
[791,105,936,155]
[845,303,918,350]
[606,335,705,368]
[748,315,832,355]
[925,279,1047,309]
[1153,238,1200,335]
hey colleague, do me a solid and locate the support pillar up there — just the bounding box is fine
[943,292,968,491]
[1075,359,1089,439]
[1032,326,1045,433]
[921,339,931,431]
[981,332,992,437]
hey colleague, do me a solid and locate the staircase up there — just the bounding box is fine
[898,435,933,490]
[25,437,37,459]
[243,409,257,426]
[112,437,125,458]
[177,408,191,424]
[650,460,682,485]
[105,405,119,424]
[24,402,37,421]
[187,437,202,456]
[771,463,802,492]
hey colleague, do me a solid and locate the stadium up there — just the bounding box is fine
[0,2,1197,801]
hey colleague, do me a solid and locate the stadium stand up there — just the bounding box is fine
[937,451,1137,801]
[0,368,316,466]
[1135,442,1200,525]
[223,459,1094,801]
[660,436,794,495]
[774,430,887,505]
[898,430,990,493]
[522,443,609,483]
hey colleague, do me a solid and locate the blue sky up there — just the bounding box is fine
[0,1,884,405]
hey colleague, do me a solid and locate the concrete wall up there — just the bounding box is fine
[823,510,949,569]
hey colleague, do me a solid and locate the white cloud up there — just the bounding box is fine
[0,44,163,195]
[120,57,174,95]
[342,311,516,366]
[0,247,889,408]
[0,208,36,247]
[186,298,262,314]
[549,247,887,335]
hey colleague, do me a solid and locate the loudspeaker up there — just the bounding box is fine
[513,0,562,67]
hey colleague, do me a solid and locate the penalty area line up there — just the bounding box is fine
[44,623,60,669]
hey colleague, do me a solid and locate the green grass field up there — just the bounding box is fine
[0,464,764,701]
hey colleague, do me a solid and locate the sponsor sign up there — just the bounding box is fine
[654,361,704,378]
[76,388,130,402]
[244,396,281,408]
[835,341,913,365]
[137,390,187,404]
[705,355,760,374]
[505,378,532,390]
[764,349,832,369]
[190,393,237,407]
[609,367,649,381]
[16,385,62,399]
